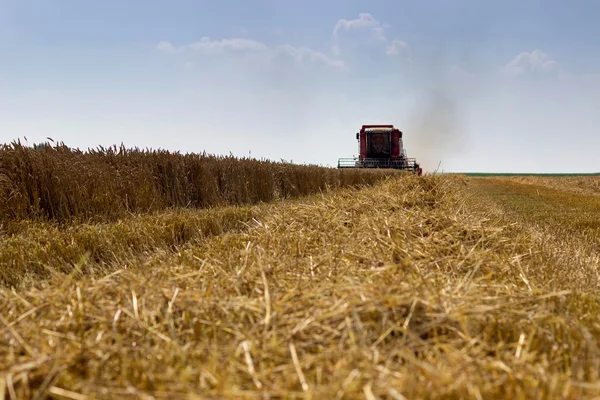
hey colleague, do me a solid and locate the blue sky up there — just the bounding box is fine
[1,0,599,172]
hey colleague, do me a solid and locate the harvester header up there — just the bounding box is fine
[338,124,422,175]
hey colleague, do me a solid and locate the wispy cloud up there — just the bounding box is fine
[157,37,268,54]
[158,13,411,70]
[502,49,559,77]
[157,36,344,68]
[156,41,178,54]
[333,13,387,42]
[276,44,345,68]
[385,39,411,59]
[332,13,410,59]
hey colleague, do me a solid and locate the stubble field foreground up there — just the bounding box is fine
[2,173,600,399]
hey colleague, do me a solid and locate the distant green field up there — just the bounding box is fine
[454,172,600,177]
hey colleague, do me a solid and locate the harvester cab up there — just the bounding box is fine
[338,124,422,176]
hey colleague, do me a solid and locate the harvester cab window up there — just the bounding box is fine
[367,130,391,158]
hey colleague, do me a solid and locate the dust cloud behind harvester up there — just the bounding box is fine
[405,85,469,173]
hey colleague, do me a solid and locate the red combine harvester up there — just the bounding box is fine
[337,124,422,176]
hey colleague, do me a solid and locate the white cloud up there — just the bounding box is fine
[159,13,409,69]
[333,13,387,43]
[386,39,411,58]
[156,41,178,54]
[159,37,268,54]
[157,37,344,68]
[276,45,345,68]
[188,37,268,53]
[502,49,559,77]
[332,13,409,59]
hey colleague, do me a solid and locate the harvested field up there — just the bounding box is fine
[467,177,600,292]
[485,175,600,198]
[2,166,600,398]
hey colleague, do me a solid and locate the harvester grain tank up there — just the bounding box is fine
[338,124,422,176]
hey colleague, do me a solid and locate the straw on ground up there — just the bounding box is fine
[2,159,600,398]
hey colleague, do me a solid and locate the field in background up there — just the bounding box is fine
[483,174,600,197]
[3,152,600,398]
[467,175,600,292]
[0,141,399,227]
[462,172,600,177]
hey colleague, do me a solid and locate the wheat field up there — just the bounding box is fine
[2,145,600,399]
[0,141,399,227]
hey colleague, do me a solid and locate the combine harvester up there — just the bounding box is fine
[338,124,423,176]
